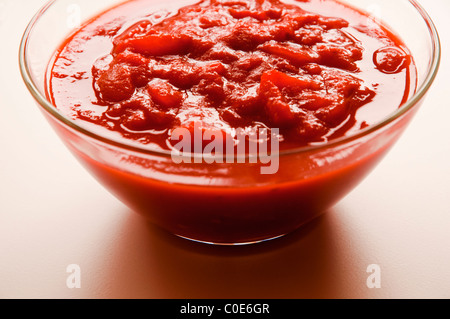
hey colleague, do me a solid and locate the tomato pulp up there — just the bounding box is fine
[47,0,416,243]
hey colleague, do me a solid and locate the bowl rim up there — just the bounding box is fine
[19,0,441,159]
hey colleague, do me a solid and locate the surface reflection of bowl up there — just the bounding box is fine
[20,0,440,245]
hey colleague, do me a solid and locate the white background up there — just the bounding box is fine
[0,0,449,298]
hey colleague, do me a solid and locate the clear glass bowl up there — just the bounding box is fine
[20,0,440,245]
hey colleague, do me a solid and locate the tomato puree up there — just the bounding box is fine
[49,0,415,151]
[46,0,417,243]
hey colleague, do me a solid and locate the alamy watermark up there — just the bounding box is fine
[170,123,280,175]
[66,264,81,289]
[366,264,381,289]
[66,3,81,29]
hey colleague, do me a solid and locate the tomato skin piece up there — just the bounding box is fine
[265,97,297,127]
[261,70,321,91]
[96,64,135,102]
[373,46,410,74]
[259,41,320,66]
[114,33,191,56]
[147,79,184,109]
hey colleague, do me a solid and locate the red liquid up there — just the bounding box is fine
[46,112,415,244]
[46,0,417,243]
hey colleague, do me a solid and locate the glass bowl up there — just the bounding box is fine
[20,0,440,245]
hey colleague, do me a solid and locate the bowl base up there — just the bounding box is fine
[174,233,288,246]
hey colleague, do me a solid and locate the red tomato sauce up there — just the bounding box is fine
[48,0,415,152]
[46,0,417,243]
